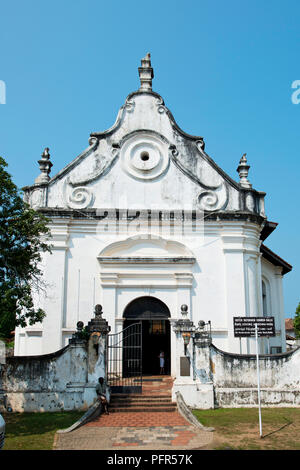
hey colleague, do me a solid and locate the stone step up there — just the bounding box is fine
[110,406,177,413]
[111,402,174,407]
[111,394,172,400]
[111,395,172,402]
[110,401,176,408]
[142,379,173,383]
[111,401,173,407]
[107,376,175,415]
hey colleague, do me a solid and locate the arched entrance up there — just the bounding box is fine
[123,296,171,375]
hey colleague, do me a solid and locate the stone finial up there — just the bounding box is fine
[94,304,103,318]
[87,305,111,335]
[181,304,188,316]
[173,305,194,333]
[237,153,252,188]
[69,320,86,344]
[138,53,154,91]
[35,147,53,184]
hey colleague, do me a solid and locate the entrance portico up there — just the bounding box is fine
[98,234,196,378]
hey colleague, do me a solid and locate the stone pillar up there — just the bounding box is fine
[172,313,214,409]
[193,332,214,409]
[86,305,111,383]
[65,321,89,408]
[82,305,111,405]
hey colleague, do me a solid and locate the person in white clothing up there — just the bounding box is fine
[158,351,165,375]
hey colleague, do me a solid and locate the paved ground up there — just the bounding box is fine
[54,424,213,450]
[54,377,214,450]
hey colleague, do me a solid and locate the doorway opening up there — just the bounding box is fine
[123,296,171,375]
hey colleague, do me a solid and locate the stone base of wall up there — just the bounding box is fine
[215,388,300,408]
[0,383,100,413]
[172,379,214,409]
[0,391,92,413]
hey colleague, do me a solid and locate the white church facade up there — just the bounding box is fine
[15,54,292,374]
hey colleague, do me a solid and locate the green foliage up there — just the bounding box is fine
[293,302,300,339]
[0,156,51,338]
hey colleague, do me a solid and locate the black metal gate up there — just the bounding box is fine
[106,322,142,393]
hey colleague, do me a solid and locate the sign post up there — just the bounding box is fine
[233,316,276,438]
[255,323,262,438]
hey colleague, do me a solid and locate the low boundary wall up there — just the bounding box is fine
[211,344,300,408]
[0,341,96,412]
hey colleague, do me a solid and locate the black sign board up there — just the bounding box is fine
[233,317,275,337]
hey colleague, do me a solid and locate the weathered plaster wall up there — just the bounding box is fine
[211,344,300,407]
[0,339,104,413]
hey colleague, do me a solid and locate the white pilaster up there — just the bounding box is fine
[275,268,286,352]
[42,220,70,354]
[222,228,247,353]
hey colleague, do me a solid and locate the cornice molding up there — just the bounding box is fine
[98,256,196,265]
[37,207,265,225]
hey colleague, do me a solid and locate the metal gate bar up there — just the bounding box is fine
[106,322,142,394]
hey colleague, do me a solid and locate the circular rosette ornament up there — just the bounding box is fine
[120,132,169,181]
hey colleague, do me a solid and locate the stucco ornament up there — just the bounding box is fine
[35,147,53,184]
[237,153,252,188]
[64,138,120,209]
[64,136,116,188]
[29,188,45,208]
[120,132,169,180]
[125,97,135,113]
[156,96,166,114]
[65,183,94,209]
[138,52,153,91]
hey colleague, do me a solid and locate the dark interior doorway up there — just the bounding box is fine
[123,296,171,375]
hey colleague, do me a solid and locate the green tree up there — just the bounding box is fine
[294,302,300,339]
[0,156,51,339]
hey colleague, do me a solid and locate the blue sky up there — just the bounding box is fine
[0,0,299,317]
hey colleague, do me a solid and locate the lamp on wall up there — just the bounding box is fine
[182,332,191,355]
[175,304,194,356]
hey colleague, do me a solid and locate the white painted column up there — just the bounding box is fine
[42,220,70,354]
[275,268,286,352]
[244,253,264,354]
[245,255,259,316]
[222,229,247,353]
[99,273,118,330]
[169,319,178,377]
[174,274,193,377]
[222,222,262,354]
[175,273,193,319]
